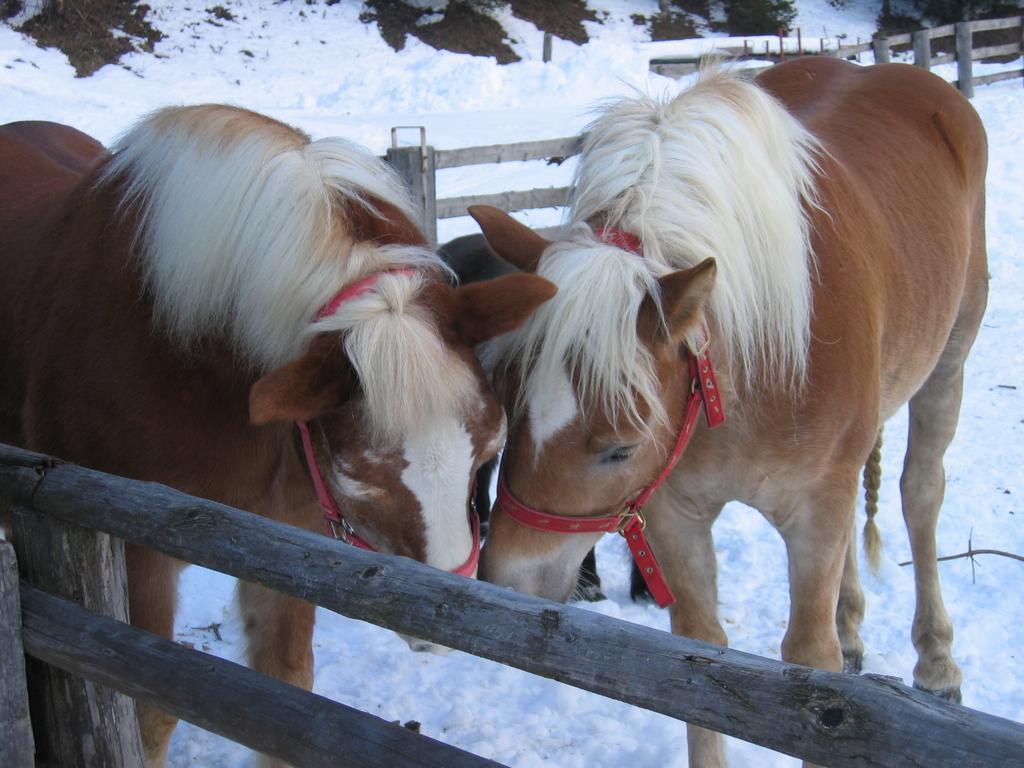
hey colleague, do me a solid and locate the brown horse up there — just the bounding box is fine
[471,58,987,766]
[0,106,555,766]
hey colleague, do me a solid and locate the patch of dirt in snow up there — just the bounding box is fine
[5,0,163,76]
[361,0,521,63]
[362,0,602,63]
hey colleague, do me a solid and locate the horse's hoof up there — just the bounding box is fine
[914,681,962,704]
[629,564,653,603]
[399,633,451,656]
[842,651,863,675]
[574,582,606,602]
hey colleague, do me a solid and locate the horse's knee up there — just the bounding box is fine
[239,584,316,689]
[670,606,728,648]
[126,547,181,638]
[687,724,726,768]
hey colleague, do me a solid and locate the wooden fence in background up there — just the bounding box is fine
[387,15,1022,243]
[3,443,1024,766]
[386,134,580,244]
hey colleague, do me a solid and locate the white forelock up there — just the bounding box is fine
[97,103,442,371]
[485,232,668,434]
[308,269,477,449]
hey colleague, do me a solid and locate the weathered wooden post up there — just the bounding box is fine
[10,507,145,767]
[873,36,891,63]
[0,541,33,768]
[913,28,932,69]
[386,127,437,246]
[955,22,975,97]
[542,32,552,63]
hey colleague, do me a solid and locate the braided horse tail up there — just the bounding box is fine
[862,430,884,573]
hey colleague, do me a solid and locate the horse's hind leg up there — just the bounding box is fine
[900,273,985,700]
[836,521,865,674]
[900,351,973,701]
[237,581,315,768]
[127,546,184,767]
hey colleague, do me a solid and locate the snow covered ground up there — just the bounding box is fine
[2,1,1022,765]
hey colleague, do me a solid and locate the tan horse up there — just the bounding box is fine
[472,58,987,767]
[0,106,554,766]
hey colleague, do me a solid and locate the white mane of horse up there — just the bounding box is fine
[494,69,821,434]
[308,268,476,446]
[100,104,470,444]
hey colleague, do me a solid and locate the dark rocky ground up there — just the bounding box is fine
[1,0,725,76]
[3,1,1021,79]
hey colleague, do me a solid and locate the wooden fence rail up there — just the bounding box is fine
[18,583,499,768]
[387,16,1022,241]
[3,443,1024,767]
[434,136,580,169]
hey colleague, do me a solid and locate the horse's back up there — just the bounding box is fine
[0,121,106,242]
[0,122,108,446]
[759,58,986,195]
[1,121,107,175]
[759,58,988,418]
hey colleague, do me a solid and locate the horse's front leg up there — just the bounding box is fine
[127,545,185,768]
[648,493,727,768]
[237,581,316,768]
[241,489,320,767]
[777,476,856,674]
[775,475,858,768]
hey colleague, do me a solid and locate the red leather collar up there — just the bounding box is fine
[297,269,481,578]
[597,226,643,255]
[496,230,726,607]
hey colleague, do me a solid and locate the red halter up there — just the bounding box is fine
[297,269,481,578]
[496,228,726,607]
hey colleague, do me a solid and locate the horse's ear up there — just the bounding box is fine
[452,273,557,346]
[249,335,358,425]
[638,259,717,353]
[467,205,550,273]
[347,195,428,246]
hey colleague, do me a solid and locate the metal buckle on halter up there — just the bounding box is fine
[615,506,647,534]
[327,516,357,543]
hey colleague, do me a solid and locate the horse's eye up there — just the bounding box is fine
[602,445,637,464]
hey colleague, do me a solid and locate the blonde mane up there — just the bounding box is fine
[98,103,442,370]
[495,69,821,432]
[99,104,468,444]
[307,268,476,447]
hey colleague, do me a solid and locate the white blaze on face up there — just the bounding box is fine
[400,415,476,574]
[528,365,579,452]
